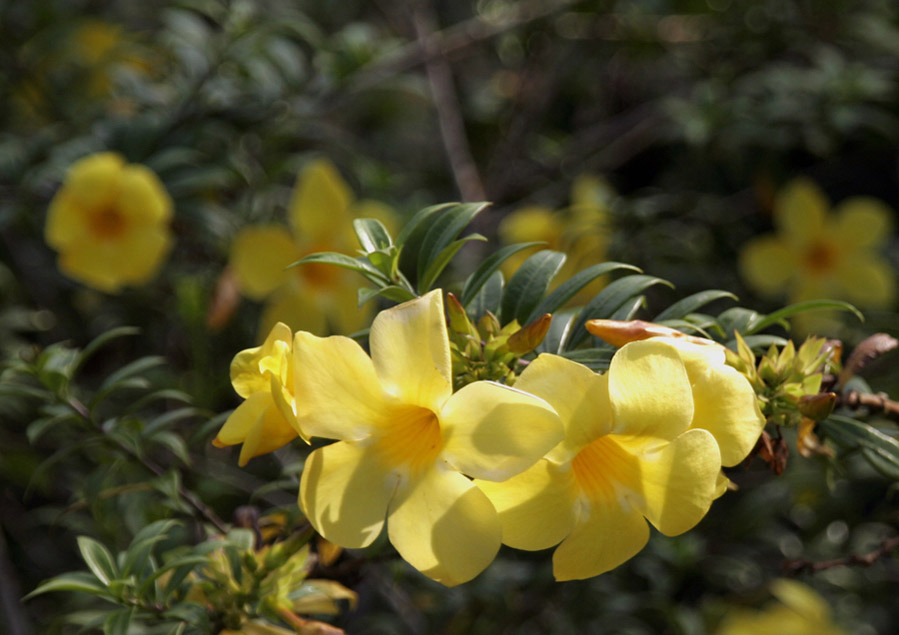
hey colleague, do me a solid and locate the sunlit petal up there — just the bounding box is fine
[299,441,395,549]
[369,290,452,409]
[608,340,694,439]
[288,158,353,244]
[439,381,562,481]
[552,499,649,581]
[214,392,269,447]
[738,236,796,297]
[230,322,293,399]
[387,466,501,586]
[229,226,298,300]
[512,354,611,463]
[238,400,299,466]
[293,332,391,440]
[475,459,576,551]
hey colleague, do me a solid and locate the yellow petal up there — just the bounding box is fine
[56,240,123,292]
[835,255,896,308]
[369,290,452,409]
[774,178,828,247]
[292,332,391,441]
[237,399,299,466]
[215,392,269,447]
[608,340,694,439]
[498,206,560,245]
[510,354,611,463]
[45,192,87,248]
[229,226,298,300]
[56,228,170,293]
[552,498,649,581]
[258,282,328,338]
[387,466,501,586]
[439,381,562,481]
[230,322,293,399]
[690,364,765,466]
[833,196,894,249]
[115,226,172,284]
[299,441,395,549]
[475,459,575,551]
[739,236,796,297]
[770,578,832,620]
[318,273,372,335]
[288,159,352,244]
[615,428,720,535]
[62,152,124,211]
[117,164,173,224]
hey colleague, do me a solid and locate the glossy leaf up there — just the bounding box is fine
[500,250,566,325]
[653,290,738,321]
[459,241,544,307]
[523,262,640,324]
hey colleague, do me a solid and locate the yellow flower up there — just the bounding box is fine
[294,290,563,586]
[45,152,173,293]
[586,320,766,467]
[499,174,612,302]
[476,345,721,581]
[213,322,304,466]
[717,579,847,635]
[740,178,896,309]
[230,158,395,338]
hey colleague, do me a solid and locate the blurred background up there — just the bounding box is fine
[1,0,898,633]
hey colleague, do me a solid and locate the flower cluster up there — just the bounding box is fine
[216,291,765,584]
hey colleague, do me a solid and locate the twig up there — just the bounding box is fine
[412,2,486,202]
[838,390,899,421]
[784,535,899,575]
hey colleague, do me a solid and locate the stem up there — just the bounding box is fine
[784,535,899,574]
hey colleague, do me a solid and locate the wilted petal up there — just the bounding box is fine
[616,429,720,536]
[369,290,452,409]
[690,364,765,466]
[834,197,893,249]
[288,159,353,244]
[230,226,298,300]
[775,178,828,248]
[387,465,501,586]
[293,332,391,440]
[552,499,649,581]
[439,381,562,481]
[739,236,796,297]
[608,340,694,439]
[299,441,395,549]
[475,459,575,551]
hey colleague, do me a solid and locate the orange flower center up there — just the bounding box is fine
[374,405,443,472]
[295,243,342,290]
[803,241,837,274]
[89,206,127,239]
[572,436,620,502]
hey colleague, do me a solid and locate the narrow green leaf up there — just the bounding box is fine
[353,218,394,252]
[289,252,388,285]
[716,307,763,337]
[460,242,543,307]
[26,413,78,444]
[467,270,504,320]
[747,300,864,334]
[559,348,615,371]
[23,573,111,600]
[725,334,789,352]
[500,250,566,325]
[74,327,141,375]
[395,202,456,248]
[654,290,738,321]
[609,295,646,321]
[143,407,201,436]
[151,431,192,465]
[77,536,118,586]
[418,233,487,293]
[104,606,135,635]
[100,356,166,393]
[357,285,417,307]
[524,262,641,324]
[565,274,673,350]
[819,415,899,480]
[536,310,578,355]
[416,202,490,285]
[126,389,192,414]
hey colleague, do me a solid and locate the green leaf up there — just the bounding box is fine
[609,295,646,320]
[357,285,417,307]
[151,431,192,465]
[100,356,166,393]
[74,327,141,375]
[565,274,673,350]
[23,573,111,600]
[289,252,388,285]
[104,607,135,635]
[725,334,789,352]
[467,271,504,319]
[143,407,201,436]
[716,307,763,336]
[415,202,490,286]
[418,233,487,293]
[747,300,864,334]
[459,242,544,307]
[819,415,899,480]
[353,218,394,251]
[536,310,579,355]
[77,536,119,586]
[524,262,641,324]
[653,290,738,321]
[559,348,615,371]
[395,202,456,248]
[500,250,566,325]
[26,413,79,444]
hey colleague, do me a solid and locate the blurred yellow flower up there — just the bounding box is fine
[717,579,847,635]
[586,319,766,467]
[45,152,173,293]
[213,322,304,466]
[740,178,896,309]
[476,345,721,581]
[294,290,562,586]
[230,158,395,338]
[499,174,613,302]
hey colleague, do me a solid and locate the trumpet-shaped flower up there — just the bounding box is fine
[213,322,304,466]
[229,158,395,338]
[716,579,847,635]
[476,345,721,581]
[499,174,613,303]
[739,178,896,309]
[586,319,765,467]
[294,291,563,586]
[45,152,173,293]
